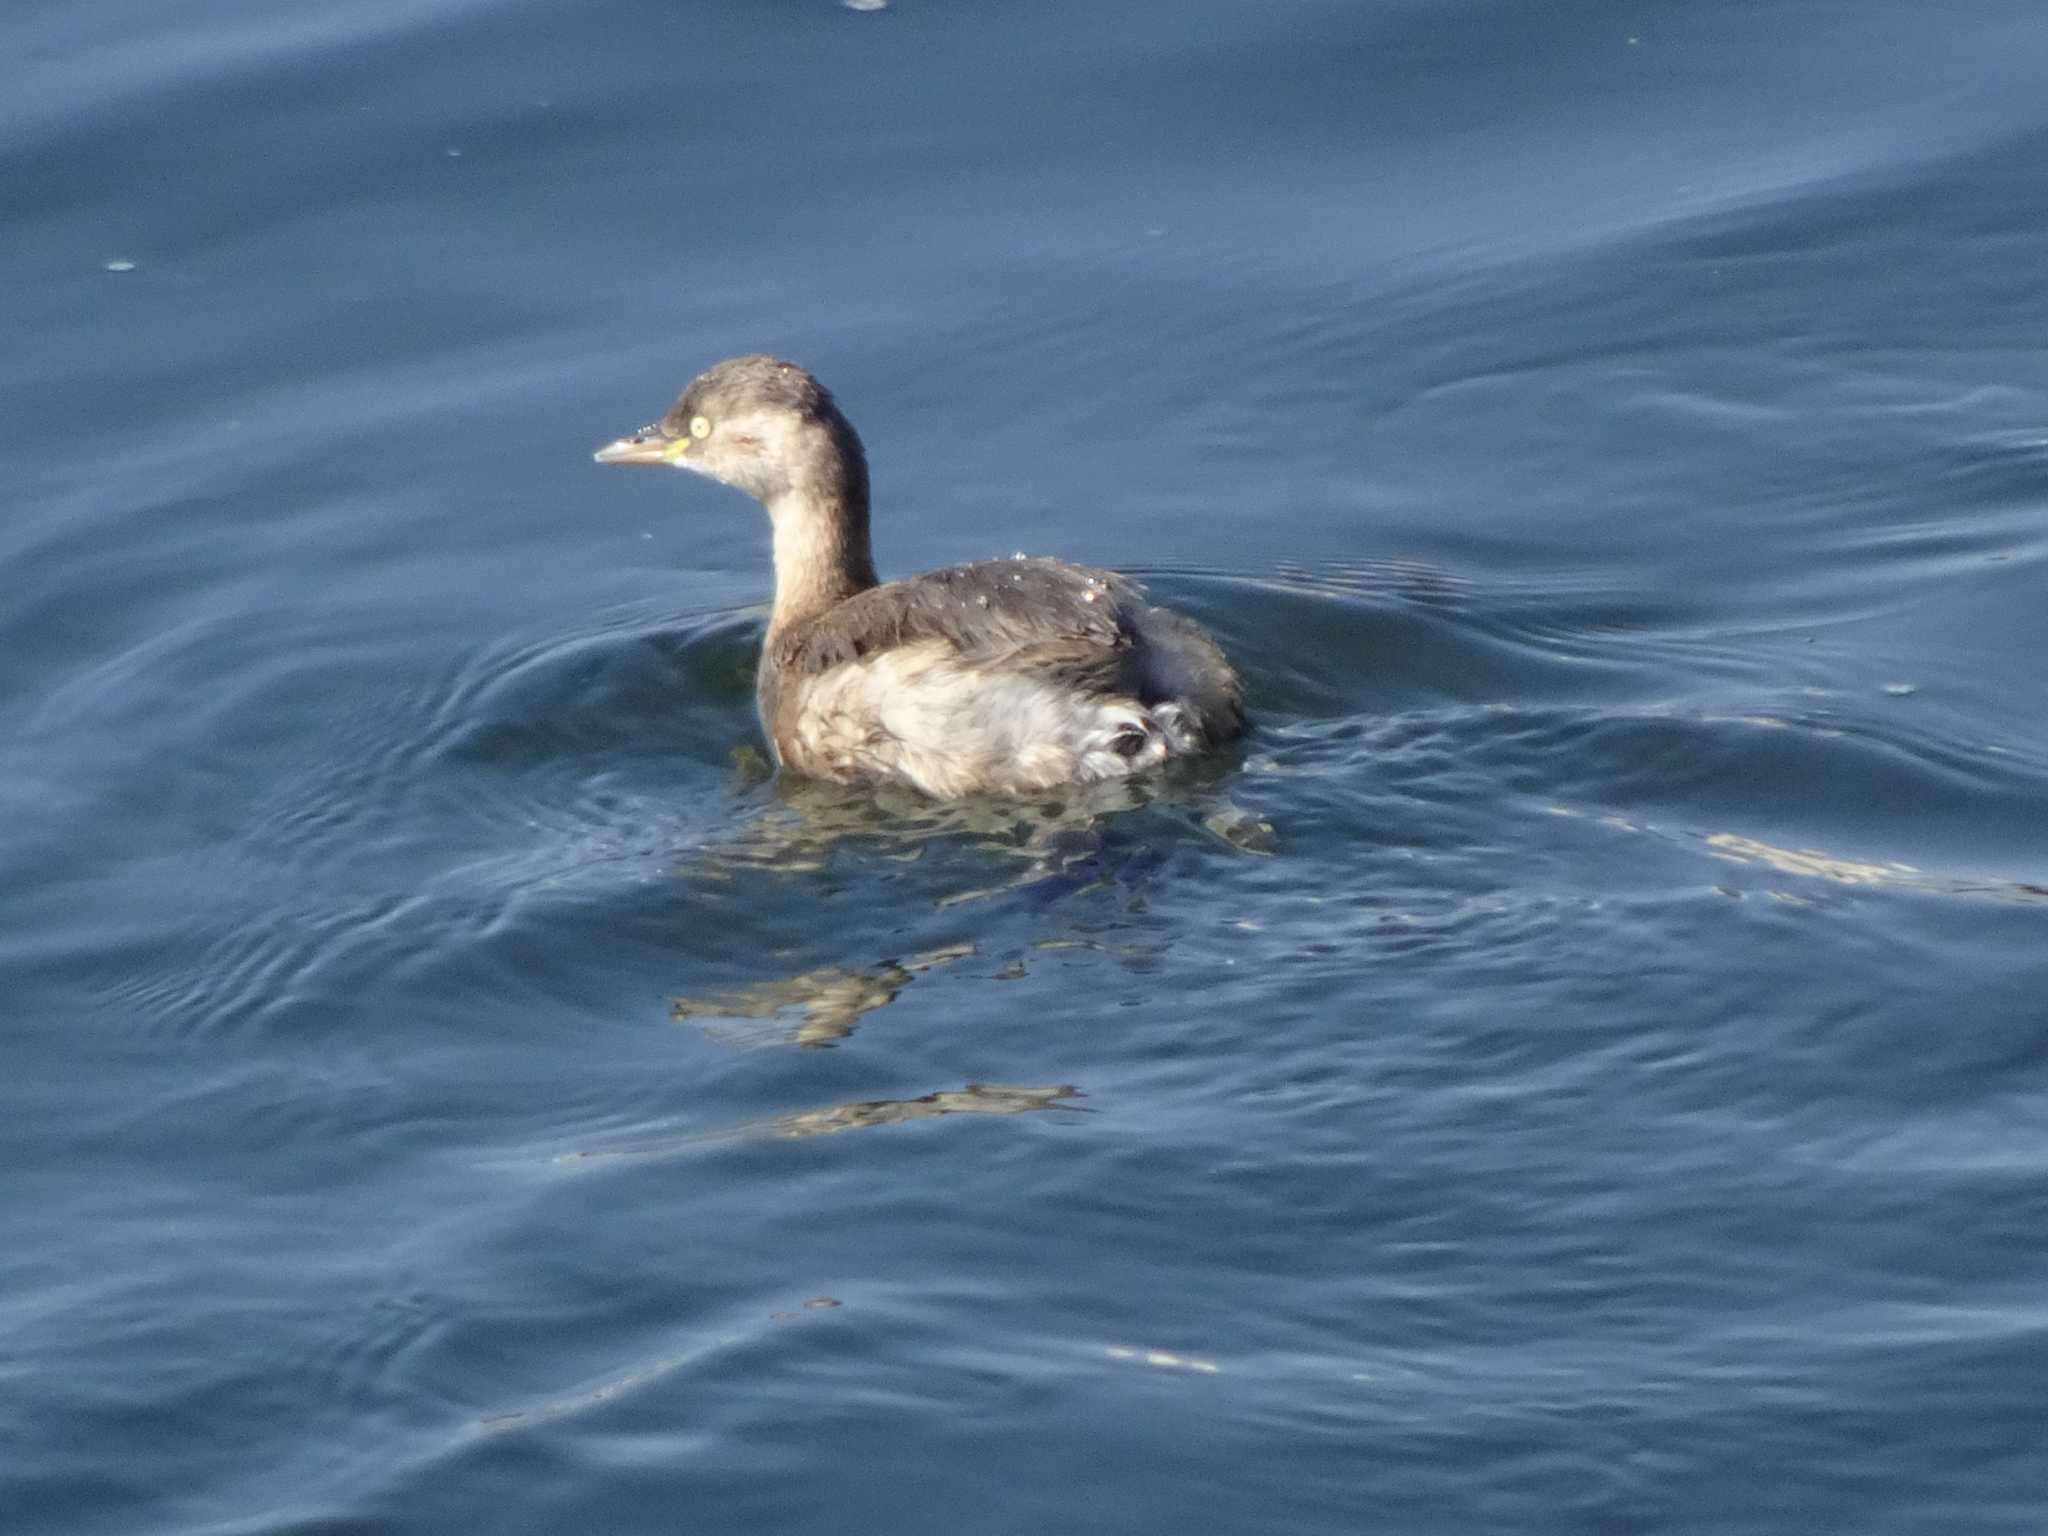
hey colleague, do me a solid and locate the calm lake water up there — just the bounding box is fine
[7,2,2048,1531]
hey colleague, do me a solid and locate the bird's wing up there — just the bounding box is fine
[769,559,1141,683]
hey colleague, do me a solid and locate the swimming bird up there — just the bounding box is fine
[595,355,1242,797]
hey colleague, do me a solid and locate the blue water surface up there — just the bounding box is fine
[6,2,2048,1531]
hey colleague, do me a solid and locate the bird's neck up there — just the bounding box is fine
[764,478,878,639]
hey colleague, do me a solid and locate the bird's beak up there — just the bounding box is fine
[593,429,689,467]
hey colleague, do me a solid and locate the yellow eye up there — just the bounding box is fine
[689,415,712,439]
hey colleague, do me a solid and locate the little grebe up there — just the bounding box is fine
[596,355,1242,797]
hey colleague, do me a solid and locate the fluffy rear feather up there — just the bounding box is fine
[760,559,1241,796]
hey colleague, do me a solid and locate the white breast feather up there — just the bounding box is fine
[787,640,1177,797]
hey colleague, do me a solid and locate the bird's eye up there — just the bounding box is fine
[690,415,712,439]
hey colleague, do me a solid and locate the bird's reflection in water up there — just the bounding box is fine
[668,762,1268,1049]
[672,942,976,1047]
[699,766,1270,892]
[761,1082,1083,1138]
[559,1082,1084,1163]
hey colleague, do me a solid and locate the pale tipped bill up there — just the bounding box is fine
[593,429,687,466]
